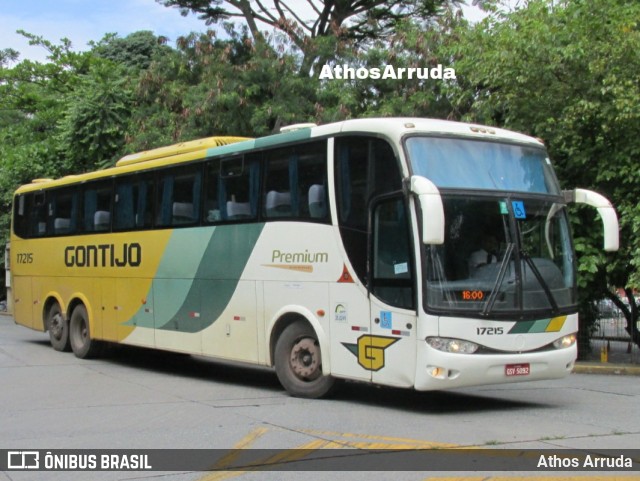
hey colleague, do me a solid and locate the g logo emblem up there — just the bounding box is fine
[343,335,399,371]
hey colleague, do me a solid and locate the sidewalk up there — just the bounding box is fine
[573,361,640,376]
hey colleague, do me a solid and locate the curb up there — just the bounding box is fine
[573,362,640,376]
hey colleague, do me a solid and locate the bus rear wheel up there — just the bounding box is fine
[274,321,335,398]
[69,305,102,359]
[47,302,70,352]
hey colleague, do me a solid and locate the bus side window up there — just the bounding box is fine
[156,165,202,227]
[48,188,79,236]
[298,142,328,221]
[263,141,328,221]
[13,192,35,238]
[264,149,294,219]
[114,174,154,230]
[31,192,47,237]
[218,155,260,222]
[82,181,112,233]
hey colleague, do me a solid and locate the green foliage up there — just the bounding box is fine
[127,29,320,147]
[58,62,134,171]
[91,31,172,71]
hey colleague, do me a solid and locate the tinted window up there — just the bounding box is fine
[82,181,112,233]
[372,197,414,309]
[263,141,328,221]
[214,154,261,222]
[48,188,79,236]
[114,174,154,230]
[334,136,402,283]
[156,165,202,227]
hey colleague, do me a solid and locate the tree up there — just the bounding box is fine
[450,0,640,351]
[91,31,172,71]
[155,0,466,74]
[57,62,134,171]
[127,27,321,146]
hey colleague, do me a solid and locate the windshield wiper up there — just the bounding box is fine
[429,245,456,305]
[482,243,515,316]
[520,249,559,312]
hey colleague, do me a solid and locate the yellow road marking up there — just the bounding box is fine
[199,428,639,481]
[301,429,458,448]
[199,439,333,481]
[210,427,269,470]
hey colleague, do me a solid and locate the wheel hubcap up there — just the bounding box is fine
[290,337,321,381]
[50,313,63,339]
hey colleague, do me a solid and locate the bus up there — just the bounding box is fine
[9,118,619,398]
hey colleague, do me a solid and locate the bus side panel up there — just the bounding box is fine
[12,276,34,330]
[116,277,155,348]
[116,277,151,347]
[201,280,259,362]
[153,278,203,355]
[99,278,118,341]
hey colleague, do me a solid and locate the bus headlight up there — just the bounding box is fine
[553,333,577,349]
[426,337,479,354]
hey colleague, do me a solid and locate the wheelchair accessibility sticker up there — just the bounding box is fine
[512,201,526,219]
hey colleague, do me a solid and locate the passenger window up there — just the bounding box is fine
[263,151,293,218]
[156,165,202,227]
[203,159,222,223]
[114,174,154,230]
[216,155,260,222]
[48,188,79,236]
[263,141,328,221]
[13,193,44,239]
[30,192,47,237]
[82,181,112,232]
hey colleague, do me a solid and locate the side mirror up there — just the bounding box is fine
[409,176,445,244]
[563,188,619,252]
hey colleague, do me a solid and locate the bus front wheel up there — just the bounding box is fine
[47,302,70,352]
[274,321,335,398]
[69,305,102,359]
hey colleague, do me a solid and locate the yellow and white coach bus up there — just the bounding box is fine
[9,118,619,398]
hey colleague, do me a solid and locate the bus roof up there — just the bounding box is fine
[14,118,543,194]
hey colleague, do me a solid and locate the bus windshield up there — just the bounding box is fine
[405,136,560,194]
[405,136,575,318]
[422,195,576,317]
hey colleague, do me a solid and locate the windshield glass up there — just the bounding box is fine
[424,195,576,317]
[405,136,560,194]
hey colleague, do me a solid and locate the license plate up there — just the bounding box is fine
[505,363,530,377]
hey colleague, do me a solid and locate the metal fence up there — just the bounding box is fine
[587,302,639,364]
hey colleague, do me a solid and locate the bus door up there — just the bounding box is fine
[328,196,417,387]
[368,195,417,388]
[330,135,415,386]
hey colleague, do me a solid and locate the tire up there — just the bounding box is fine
[274,321,335,398]
[69,305,102,359]
[46,302,70,352]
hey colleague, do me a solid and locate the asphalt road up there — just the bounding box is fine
[1,314,639,481]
